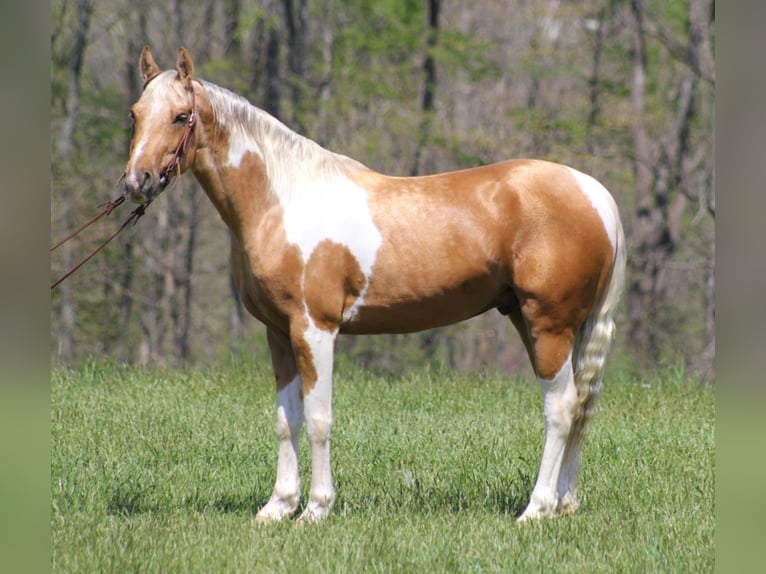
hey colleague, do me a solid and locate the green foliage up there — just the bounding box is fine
[52,362,713,572]
[79,84,130,157]
[432,30,501,83]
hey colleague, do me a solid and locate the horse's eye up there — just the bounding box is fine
[174,113,189,124]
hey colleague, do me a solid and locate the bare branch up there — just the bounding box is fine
[643,0,715,86]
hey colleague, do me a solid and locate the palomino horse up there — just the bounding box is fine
[124,47,626,524]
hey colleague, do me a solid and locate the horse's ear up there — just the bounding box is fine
[139,46,161,84]
[175,47,195,86]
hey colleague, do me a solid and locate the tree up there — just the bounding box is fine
[410,0,440,176]
[53,0,93,362]
[626,0,715,368]
[50,0,714,377]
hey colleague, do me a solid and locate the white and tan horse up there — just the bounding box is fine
[124,47,626,523]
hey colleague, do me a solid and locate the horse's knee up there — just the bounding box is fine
[305,413,332,445]
[276,409,302,441]
[275,377,303,440]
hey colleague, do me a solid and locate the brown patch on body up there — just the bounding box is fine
[303,240,367,332]
[345,159,615,378]
[342,162,523,333]
[289,314,319,396]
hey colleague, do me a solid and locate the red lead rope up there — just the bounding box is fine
[50,195,150,290]
[50,194,126,253]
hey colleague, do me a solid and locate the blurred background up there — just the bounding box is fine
[50,0,715,378]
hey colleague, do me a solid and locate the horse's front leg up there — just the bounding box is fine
[293,318,337,524]
[255,328,303,524]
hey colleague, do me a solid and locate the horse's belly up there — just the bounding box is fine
[340,274,510,335]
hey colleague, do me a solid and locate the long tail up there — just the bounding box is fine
[571,196,627,426]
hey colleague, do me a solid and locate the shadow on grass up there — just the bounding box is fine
[106,469,533,519]
[107,484,159,517]
[106,484,268,517]
[106,484,531,519]
[334,471,533,518]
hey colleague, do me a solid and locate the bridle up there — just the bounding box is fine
[50,74,198,290]
[153,72,198,188]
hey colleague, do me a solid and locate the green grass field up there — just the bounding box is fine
[51,358,713,572]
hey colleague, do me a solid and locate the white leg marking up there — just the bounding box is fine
[519,353,576,522]
[297,318,337,524]
[255,375,303,523]
[557,433,583,515]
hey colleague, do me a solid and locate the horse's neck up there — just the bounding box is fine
[191,123,274,238]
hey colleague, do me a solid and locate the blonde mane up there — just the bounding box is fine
[199,80,367,201]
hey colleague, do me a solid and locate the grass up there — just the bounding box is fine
[51,358,714,572]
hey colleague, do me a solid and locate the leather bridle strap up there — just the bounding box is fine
[160,85,197,187]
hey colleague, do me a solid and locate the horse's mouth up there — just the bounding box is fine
[126,177,171,205]
[128,188,158,205]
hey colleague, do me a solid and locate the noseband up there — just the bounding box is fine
[50,75,198,290]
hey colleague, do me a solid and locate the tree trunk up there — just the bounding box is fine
[224,0,242,59]
[586,3,609,155]
[283,0,308,132]
[116,3,148,362]
[626,0,655,363]
[263,13,282,119]
[58,0,93,161]
[56,0,93,363]
[316,11,334,147]
[177,186,202,362]
[410,0,440,176]
[626,0,706,366]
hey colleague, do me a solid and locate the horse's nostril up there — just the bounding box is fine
[141,172,153,192]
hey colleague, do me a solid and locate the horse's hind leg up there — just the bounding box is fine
[521,356,576,520]
[556,311,614,514]
[556,408,588,515]
[517,326,578,522]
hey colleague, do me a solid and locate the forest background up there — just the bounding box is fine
[50,0,715,378]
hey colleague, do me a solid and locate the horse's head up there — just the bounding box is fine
[123,46,198,204]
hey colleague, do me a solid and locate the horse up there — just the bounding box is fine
[123,46,626,524]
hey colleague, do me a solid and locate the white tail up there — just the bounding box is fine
[572,196,626,427]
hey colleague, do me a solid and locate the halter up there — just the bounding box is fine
[51,74,198,290]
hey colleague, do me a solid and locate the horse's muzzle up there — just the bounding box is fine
[124,171,160,204]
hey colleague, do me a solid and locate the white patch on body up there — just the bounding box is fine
[225,130,263,167]
[567,167,619,252]
[279,173,383,324]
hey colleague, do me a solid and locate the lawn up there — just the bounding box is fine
[51,358,714,572]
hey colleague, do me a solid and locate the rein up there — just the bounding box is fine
[50,196,149,290]
[50,77,197,290]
